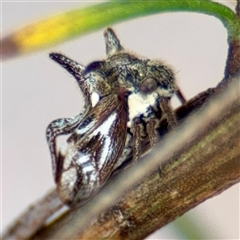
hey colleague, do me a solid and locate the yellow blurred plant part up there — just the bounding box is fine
[1,1,240,59]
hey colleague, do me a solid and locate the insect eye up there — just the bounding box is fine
[140,78,157,94]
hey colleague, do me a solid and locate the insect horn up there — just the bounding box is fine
[104,28,123,56]
[49,53,85,82]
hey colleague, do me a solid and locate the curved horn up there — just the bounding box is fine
[49,53,85,81]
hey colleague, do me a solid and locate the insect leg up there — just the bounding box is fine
[131,120,142,162]
[175,85,187,104]
[146,119,159,147]
[46,113,83,182]
[160,97,177,128]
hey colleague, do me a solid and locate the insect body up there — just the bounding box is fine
[46,28,179,205]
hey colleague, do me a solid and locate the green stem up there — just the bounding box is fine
[64,1,240,41]
[1,0,239,59]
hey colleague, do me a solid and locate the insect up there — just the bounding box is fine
[46,28,184,206]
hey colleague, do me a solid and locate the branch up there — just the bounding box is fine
[2,189,64,240]
[3,75,239,239]
[221,0,240,85]
[31,78,240,239]
[1,87,212,240]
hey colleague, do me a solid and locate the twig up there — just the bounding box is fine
[31,77,240,240]
[2,189,64,240]
[220,0,240,86]
[3,76,239,239]
[2,87,213,240]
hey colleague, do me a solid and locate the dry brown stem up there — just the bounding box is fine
[3,76,240,239]
[29,77,239,240]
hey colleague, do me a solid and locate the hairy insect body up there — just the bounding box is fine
[47,28,177,205]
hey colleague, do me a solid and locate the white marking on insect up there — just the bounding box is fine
[127,92,158,127]
[59,143,69,156]
[95,112,117,168]
[81,162,95,173]
[75,153,91,167]
[60,167,77,197]
[60,143,75,169]
[91,92,100,107]
[63,151,73,170]
[68,112,117,171]
[98,112,117,135]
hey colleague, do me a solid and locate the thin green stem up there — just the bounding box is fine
[46,1,240,41]
[1,1,239,59]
